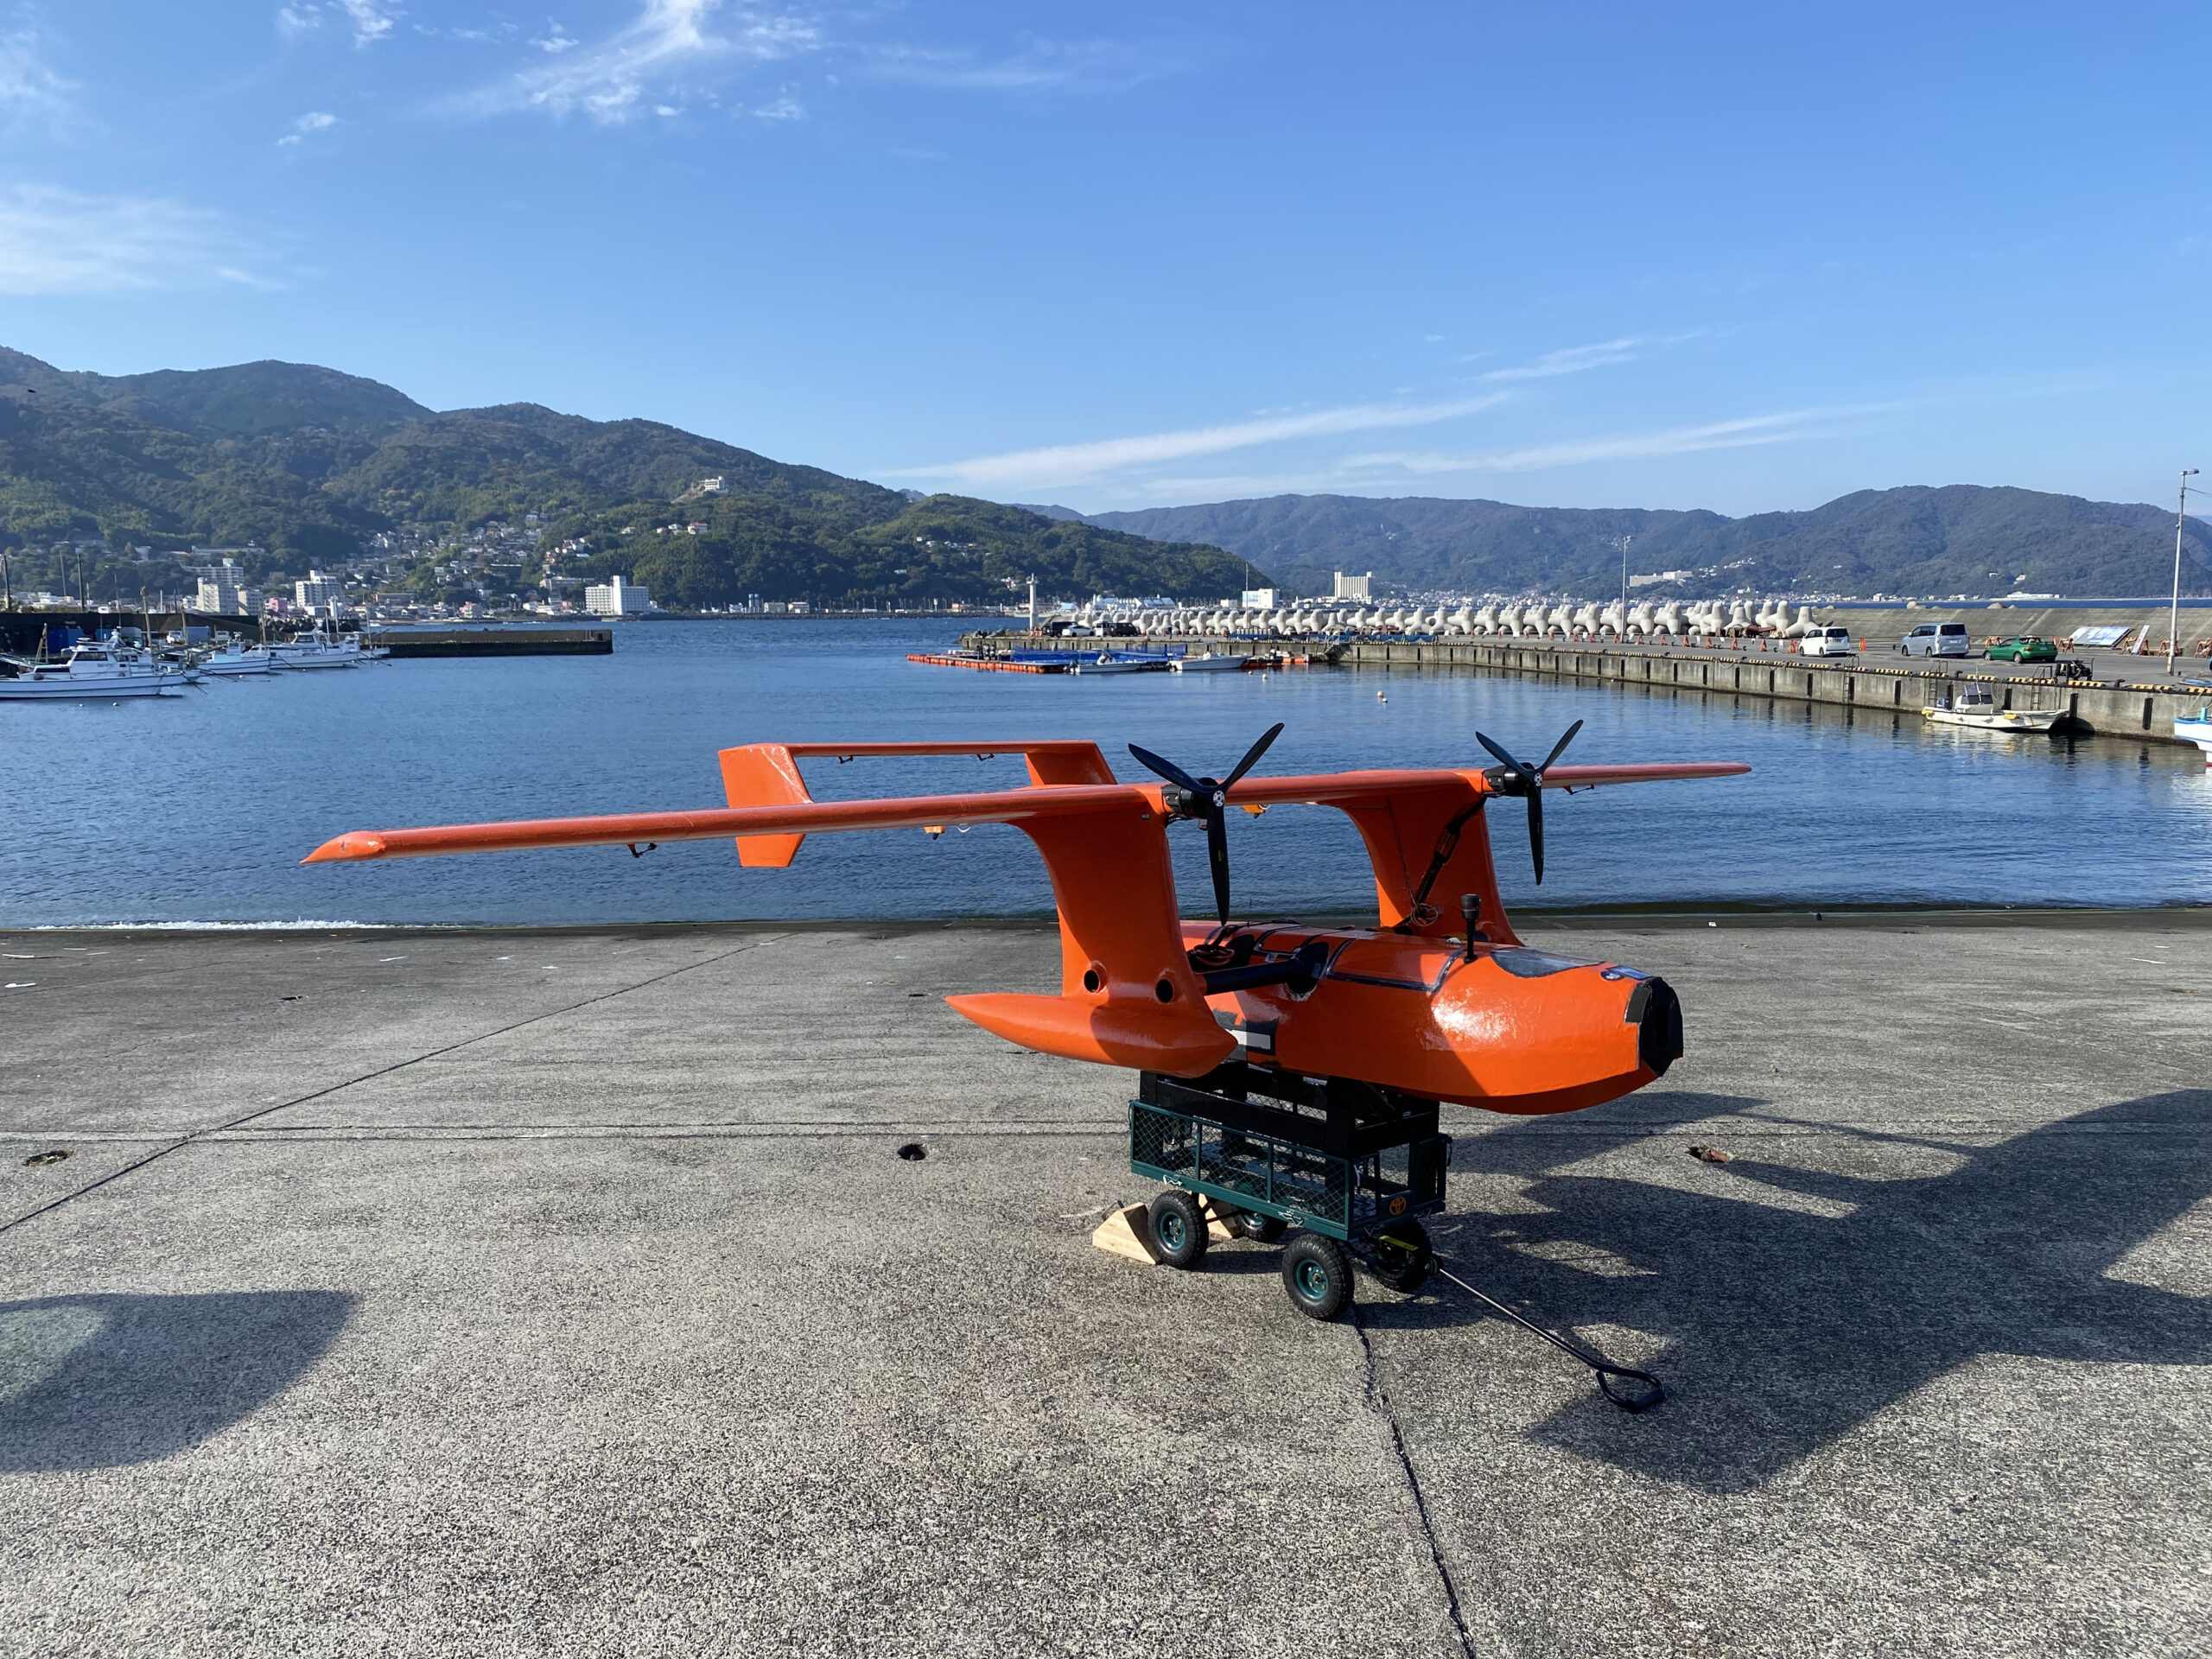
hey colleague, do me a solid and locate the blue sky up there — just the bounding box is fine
[1,1,2206,515]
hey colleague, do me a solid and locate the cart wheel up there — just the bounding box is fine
[1224,1207,1287,1243]
[1147,1190,1209,1269]
[1368,1223,1434,1294]
[1281,1234,1354,1320]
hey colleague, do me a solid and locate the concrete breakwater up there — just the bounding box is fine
[957,629,2211,746]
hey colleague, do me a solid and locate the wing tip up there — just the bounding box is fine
[302,832,386,864]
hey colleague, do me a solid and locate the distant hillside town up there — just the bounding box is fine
[3,347,2207,626]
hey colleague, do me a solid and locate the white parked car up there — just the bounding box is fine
[1801,626,1857,658]
[1898,621,1971,658]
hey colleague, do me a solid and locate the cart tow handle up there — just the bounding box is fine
[1428,1255,1667,1413]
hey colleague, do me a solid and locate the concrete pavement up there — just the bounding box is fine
[1,918,2208,1657]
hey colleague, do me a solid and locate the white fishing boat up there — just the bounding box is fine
[2177,708,2212,766]
[196,643,276,677]
[1071,652,1160,675]
[1921,683,2062,733]
[268,626,365,670]
[0,645,187,700]
[1173,652,1250,673]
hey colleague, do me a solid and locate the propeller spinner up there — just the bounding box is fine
[1127,722,1284,926]
[1474,719,1582,884]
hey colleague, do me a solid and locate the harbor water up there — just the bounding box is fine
[2,619,2207,928]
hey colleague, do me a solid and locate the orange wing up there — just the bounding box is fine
[302,743,1748,1075]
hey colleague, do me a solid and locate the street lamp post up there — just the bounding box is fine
[2171,469,2198,677]
[1618,534,1632,639]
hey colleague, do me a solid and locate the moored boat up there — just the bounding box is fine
[197,642,276,677]
[1070,652,1171,675]
[269,626,365,670]
[1921,683,2061,733]
[1173,652,1250,672]
[0,645,186,700]
[2177,708,2212,766]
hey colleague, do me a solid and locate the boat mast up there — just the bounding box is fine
[2171,468,2197,678]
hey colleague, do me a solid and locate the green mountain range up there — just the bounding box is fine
[0,349,1251,609]
[7,344,2204,608]
[1083,487,2212,600]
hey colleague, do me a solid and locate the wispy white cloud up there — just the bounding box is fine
[0,185,279,294]
[532,22,578,54]
[276,2,400,48]
[452,0,818,124]
[862,38,1173,92]
[340,1,397,45]
[1474,338,1642,382]
[906,395,1512,492]
[0,13,78,130]
[1343,405,1904,477]
[276,109,338,145]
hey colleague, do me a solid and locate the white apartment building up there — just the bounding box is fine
[295,569,343,608]
[194,563,264,616]
[1332,570,1373,601]
[584,574,652,616]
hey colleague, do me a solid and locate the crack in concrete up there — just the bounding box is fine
[0,937,785,1236]
[1353,1306,1482,1659]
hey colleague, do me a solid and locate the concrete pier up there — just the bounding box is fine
[960,629,2212,747]
[3,918,2208,1656]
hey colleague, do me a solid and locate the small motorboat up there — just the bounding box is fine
[269,626,365,670]
[1921,683,2062,733]
[196,642,276,677]
[1071,652,1167,675]
[1173,652,1249,673]
[0,645,187,700]
[2177,708,2212,766]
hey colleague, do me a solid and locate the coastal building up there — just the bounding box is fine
[295,570,343,608]
[1333,571,1373,601]
[584,575,652,616]
[1241,587,1278,609]
[194,563,264,616]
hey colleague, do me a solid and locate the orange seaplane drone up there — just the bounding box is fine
[308,721,1745,1396]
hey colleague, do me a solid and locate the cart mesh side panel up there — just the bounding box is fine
[1271,1142,1351,1230]
[1130,1104,1194,1177]
[1199,1125,1270,1202]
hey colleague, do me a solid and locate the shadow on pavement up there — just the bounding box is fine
[0,1290,354,1471]
[1362,1090,2212,1492]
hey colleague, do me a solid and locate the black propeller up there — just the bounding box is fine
[1128,722,1285,925]
[1473,720,1582,884]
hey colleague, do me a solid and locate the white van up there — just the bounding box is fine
[1802,626,1856,658]
[1898,621,1971,658]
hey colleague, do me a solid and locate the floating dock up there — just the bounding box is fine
[378,626,612,658]
[907,652,1064,673]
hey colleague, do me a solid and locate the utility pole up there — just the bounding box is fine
[1027,573,1037,633]
[1618,534,1633,637]
[2171,469,2198,677]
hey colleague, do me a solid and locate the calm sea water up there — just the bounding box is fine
[2,619,2206,927]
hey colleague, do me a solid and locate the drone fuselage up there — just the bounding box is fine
[1182,920,1681,1116]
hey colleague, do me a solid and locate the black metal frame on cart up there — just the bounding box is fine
[1128,1063,1450,1243]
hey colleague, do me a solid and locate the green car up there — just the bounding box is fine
[1987,636,2057,663]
